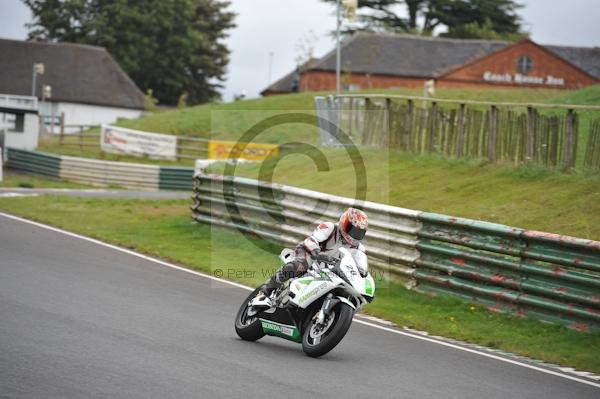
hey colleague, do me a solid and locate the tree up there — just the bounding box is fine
[23,0,236,105]
[433,0,525,38]
[323,0,526,40]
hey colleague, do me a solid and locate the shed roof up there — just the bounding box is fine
[0,38,145,109]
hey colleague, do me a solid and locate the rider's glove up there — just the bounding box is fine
[316,254,337,265]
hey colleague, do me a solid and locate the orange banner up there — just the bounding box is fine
[208,140,279,161]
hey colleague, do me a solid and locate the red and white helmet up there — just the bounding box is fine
[339,208,368,246]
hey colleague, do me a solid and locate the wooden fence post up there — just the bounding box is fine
[405,99,414,151]
[348,98,354,139]
[563,108,576,170]
[59,112,65,145]
[363,97,373,145]
[526,106,534,162]
[488,105,498,163]
[427,101,437,152]
[79,126,83,150]
[384,97,391,146]
[456,103,465,157]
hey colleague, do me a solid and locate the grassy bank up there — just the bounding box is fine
[115,87,583,141]
[37,87,595,151]
[0,195,598,373]
[212,149,600,239]
[17,144,600,239]
[35,86,600,175]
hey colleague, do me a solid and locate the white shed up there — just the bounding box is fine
[0,94,39,150]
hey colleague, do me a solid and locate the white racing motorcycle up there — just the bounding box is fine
[235,247,375,357]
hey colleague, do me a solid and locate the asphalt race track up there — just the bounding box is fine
[1,213,598,398]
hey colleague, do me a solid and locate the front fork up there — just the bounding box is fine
[315,293,339,325]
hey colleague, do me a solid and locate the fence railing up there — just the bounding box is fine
[191,172,600,331]
[315,95,600,171]
[53,115,208,161]
[56,130,208,161]
[0,93,38,111]
[6,148,194,190]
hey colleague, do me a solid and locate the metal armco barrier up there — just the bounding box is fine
[192,173,600,331]
[191,173,421,275]
[60,155,160,189]
[415,214,600,331]
[6,148,193,190]
[6,148,61,178]
[159,167,195,190]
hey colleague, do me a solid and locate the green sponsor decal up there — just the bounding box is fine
[260,319,301,342]
[364,278,373,296]
[299,282,328,304]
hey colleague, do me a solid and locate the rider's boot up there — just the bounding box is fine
[253,262,302,307]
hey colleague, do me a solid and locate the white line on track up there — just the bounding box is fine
[1,211,598,389]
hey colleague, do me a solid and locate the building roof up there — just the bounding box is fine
[262,33,600,94]
[261,68,300,95]
[312,33,510,78]
[260,59,317,96]
[546,45,600,80]
[0,38,145,109]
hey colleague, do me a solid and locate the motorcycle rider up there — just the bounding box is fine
[254,207,368,306]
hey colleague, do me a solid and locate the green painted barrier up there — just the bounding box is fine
[416,212,600,332]
[159,167,194,190]
[6,148,61,178]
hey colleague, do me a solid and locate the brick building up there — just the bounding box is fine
[261,33,599,95]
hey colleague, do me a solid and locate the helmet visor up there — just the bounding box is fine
[347,224,366,240]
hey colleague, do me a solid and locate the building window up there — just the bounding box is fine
[345,84,361,91]
[517,55,533,74]
[1,112,24,133]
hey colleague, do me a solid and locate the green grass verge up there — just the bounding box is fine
[17,144,600,239]
[0,172,92,189]
[0,195,598,373]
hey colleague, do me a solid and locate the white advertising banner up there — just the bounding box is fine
[101,124,177,160]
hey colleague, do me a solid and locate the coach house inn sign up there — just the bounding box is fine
[483,72,565,86]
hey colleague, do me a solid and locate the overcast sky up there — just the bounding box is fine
[1,0,599,101]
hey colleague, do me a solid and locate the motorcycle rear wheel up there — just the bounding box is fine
[302,303,354,358]
[234,288,266,341]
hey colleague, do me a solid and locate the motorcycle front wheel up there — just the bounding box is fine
[234,288,266,341]
[302,303,354,358]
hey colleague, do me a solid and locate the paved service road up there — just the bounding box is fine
[0,188,189,200]
[1,213,598,398]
